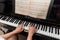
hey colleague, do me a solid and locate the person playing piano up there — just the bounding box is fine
[0,24,37,40]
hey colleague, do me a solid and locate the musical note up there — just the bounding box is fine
[15,0,51,19]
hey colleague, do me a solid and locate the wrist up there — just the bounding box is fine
[28,34,33,37]
[27,34,33,40]
[28,33,34,36]
[12,30,18,34]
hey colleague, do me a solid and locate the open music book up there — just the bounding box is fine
[15,0,51,19]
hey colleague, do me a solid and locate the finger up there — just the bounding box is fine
[18,24,23,28]
[19,24,23,26]
[35,29,38,32]
[21,28,23,31]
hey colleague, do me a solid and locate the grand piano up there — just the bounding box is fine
[0,0,60,40]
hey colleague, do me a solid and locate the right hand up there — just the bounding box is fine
[28,25,37,36]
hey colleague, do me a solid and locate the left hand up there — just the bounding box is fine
[14,24,23,33]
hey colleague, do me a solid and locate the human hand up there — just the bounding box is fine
[28,25,37,36]
[14,24,23,33]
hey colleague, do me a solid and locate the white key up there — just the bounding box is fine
[35,24,37,28]
[8,18,12,22]
[18,20,22,24]
[47,26,49,32]
[24,22,30,30]
[53,27,55,34]
[50,27,52,33]
[43,25,45,31]
[17,20,21,24]
[37,27,40,33]
[44,26,46,31]
[13,20,16,23]
[37,28,60,39]
[5,17,9,21]
[0,16,4,19]
[59,29,60,34]
[37,24,40,29]
[39,25,42,30]
[56,28,58,34]
[27,22,30,26]
[0,19,18,27]
[23,21,28,29]
[23,21,26,26]
[37,25,42,32]
[0,19,60,39]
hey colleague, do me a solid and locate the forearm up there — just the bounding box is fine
[27,34,33,40]
[1,30,17,39]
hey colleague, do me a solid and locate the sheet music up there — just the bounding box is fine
[15,0,51,19]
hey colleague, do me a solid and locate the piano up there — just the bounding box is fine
[0,0,60,40]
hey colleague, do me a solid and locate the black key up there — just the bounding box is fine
[36,24,39,29]
[9,18,15,23]
[44,25,48,31]
[49,26,52,33]
[22,21,25,24]
[0,16,3,19]
[43,25,47,31]
[17,20,21,24]
[0,16,4,19]
[34,24,37,29]
[51,27,53,33]
[25,22,29,26]
[2,16,7,20]
[32,23,35,27]
[49,27,51,32]
[41,25,43,30]
[42,25,45,31]
[6,17,11,21]
[43,25,46,31]
[33,23,35,27]
[30,23,33,26]
[55,28,57,34]
[45,26,47,31]
[37,24,40,29]
[56,28,59,34]
[24,21,27,26]
[18,20,23,24]
[14,19,19,24]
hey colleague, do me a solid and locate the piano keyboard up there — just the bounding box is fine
[0,15,60,39]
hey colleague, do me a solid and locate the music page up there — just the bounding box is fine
[15,0,51,19]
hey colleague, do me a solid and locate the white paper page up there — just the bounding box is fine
[15,0,51,19]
